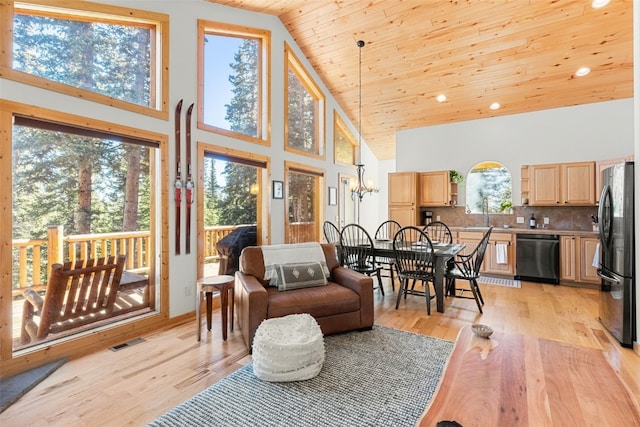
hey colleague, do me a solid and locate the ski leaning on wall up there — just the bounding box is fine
[185,103,195,254]
[174,99,183,255]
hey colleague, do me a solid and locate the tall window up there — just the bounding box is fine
[198,21,271,145]
[334,112,357,166]
[466,161,513,214]
[3,1,168,116]
[10,114,159,352]
[285,43,325,158]
[286,162,324,243]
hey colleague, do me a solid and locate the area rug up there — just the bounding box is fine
[0,358,67,414]
[479,275,521,288]
[149,326,454,427]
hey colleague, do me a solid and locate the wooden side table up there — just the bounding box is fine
[196,275,235,341]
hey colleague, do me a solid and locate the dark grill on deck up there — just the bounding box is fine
[216,226,257,275]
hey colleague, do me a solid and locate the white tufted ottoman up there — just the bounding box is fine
[252,313,325,382]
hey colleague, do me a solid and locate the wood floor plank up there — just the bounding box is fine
[1,279,638,426]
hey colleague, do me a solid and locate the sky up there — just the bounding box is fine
[203,34,243,129]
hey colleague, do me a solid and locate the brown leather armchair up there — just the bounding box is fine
[235,243,374,351]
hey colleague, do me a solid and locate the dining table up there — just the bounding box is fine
[341,239,465,313]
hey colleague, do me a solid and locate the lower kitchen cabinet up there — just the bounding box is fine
[389,205,418,227]
[560,235,600,286]
[456,231,514,276]
[560,236,577,281]
[579,237,600,284]
[484,234,515,275]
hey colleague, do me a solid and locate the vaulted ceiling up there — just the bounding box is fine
[209,1,634,160]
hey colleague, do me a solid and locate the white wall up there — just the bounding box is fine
[1,0,380,317]
[395,99,635,208]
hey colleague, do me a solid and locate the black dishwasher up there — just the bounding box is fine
[515,234,559,284]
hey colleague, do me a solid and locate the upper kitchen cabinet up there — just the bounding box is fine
[529,164,560,205]
[389,171,417,205]
[562,162,595,205]
[388,172,419,226]
[419,171,455,207]
[528,161,596,206]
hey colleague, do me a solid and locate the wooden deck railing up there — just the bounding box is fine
[11,225,248,296]
[12,223,323,295]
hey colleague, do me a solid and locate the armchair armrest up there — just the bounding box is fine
[234,271,269,350]
[331,266,374,328]
[23,288,44,313]
[21,288,44,344]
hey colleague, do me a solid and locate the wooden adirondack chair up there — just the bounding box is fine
[20,255,126,344]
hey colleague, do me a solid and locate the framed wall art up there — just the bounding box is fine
[272,180,284,199]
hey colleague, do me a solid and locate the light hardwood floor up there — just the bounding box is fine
[2,280,639,426]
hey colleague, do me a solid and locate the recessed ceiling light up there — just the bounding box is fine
[489,102,500,110]
[436,94,447,102]
[591,0,610,9]
[575,67,591,77]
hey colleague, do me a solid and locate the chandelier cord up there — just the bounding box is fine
[351,40,378,204]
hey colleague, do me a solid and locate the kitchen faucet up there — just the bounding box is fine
[482,197,490,227]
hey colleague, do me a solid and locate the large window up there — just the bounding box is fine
[198,20,271,145]
[285,162,324,243]
[466,162,513,214]
[2,1,168,117]
[0,102,165,363]
[285,43,325,158]
[334,111,357,166]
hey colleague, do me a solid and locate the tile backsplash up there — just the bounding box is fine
[422,206,598,231]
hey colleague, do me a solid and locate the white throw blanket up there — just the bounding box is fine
[262,242,329,283]
[495,242,508,265]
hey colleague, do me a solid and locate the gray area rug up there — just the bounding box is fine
[479,275,521,288]
[149,326,454,427]
[0,358,67,413]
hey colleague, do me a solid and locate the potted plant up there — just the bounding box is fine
[449,170,464,184]
[499,200,513,213]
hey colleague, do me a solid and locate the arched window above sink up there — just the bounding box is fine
[466,161,513,214]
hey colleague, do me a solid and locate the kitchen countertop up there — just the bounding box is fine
[449,226,598,237]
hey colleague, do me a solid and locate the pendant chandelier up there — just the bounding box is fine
[351,39,379,202]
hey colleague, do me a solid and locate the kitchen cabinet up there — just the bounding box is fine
[389,205,418,227]
[560,236,577,281]
[529,161,595,206]
[456,231,514,275]
[562,162,595,205]
[388,172,419,226]
[484,233,515,275]
[520,166,530,204]
[579,237,599,284]
[419,171,455,207]
[529,164,560,205]
[560,235,599,286]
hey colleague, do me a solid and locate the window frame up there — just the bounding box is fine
[284,43,326,160]
[0,0,169,119]
[284,161,325,243]
[333,111,358,166]
[197,20,271,146]
[465,161,513,214]
[0,99,169,375]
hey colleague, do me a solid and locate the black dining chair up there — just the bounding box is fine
[323,220,343,265]
[445,226,493,313]
[323,221,341,244]
[422,221,453,244]
[374,219,401,291]
[393,226,436,314]
[340,223,384,295]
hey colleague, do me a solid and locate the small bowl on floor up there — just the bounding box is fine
[471,324,494,339]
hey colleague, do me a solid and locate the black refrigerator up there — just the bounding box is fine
[597,161,636,347]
